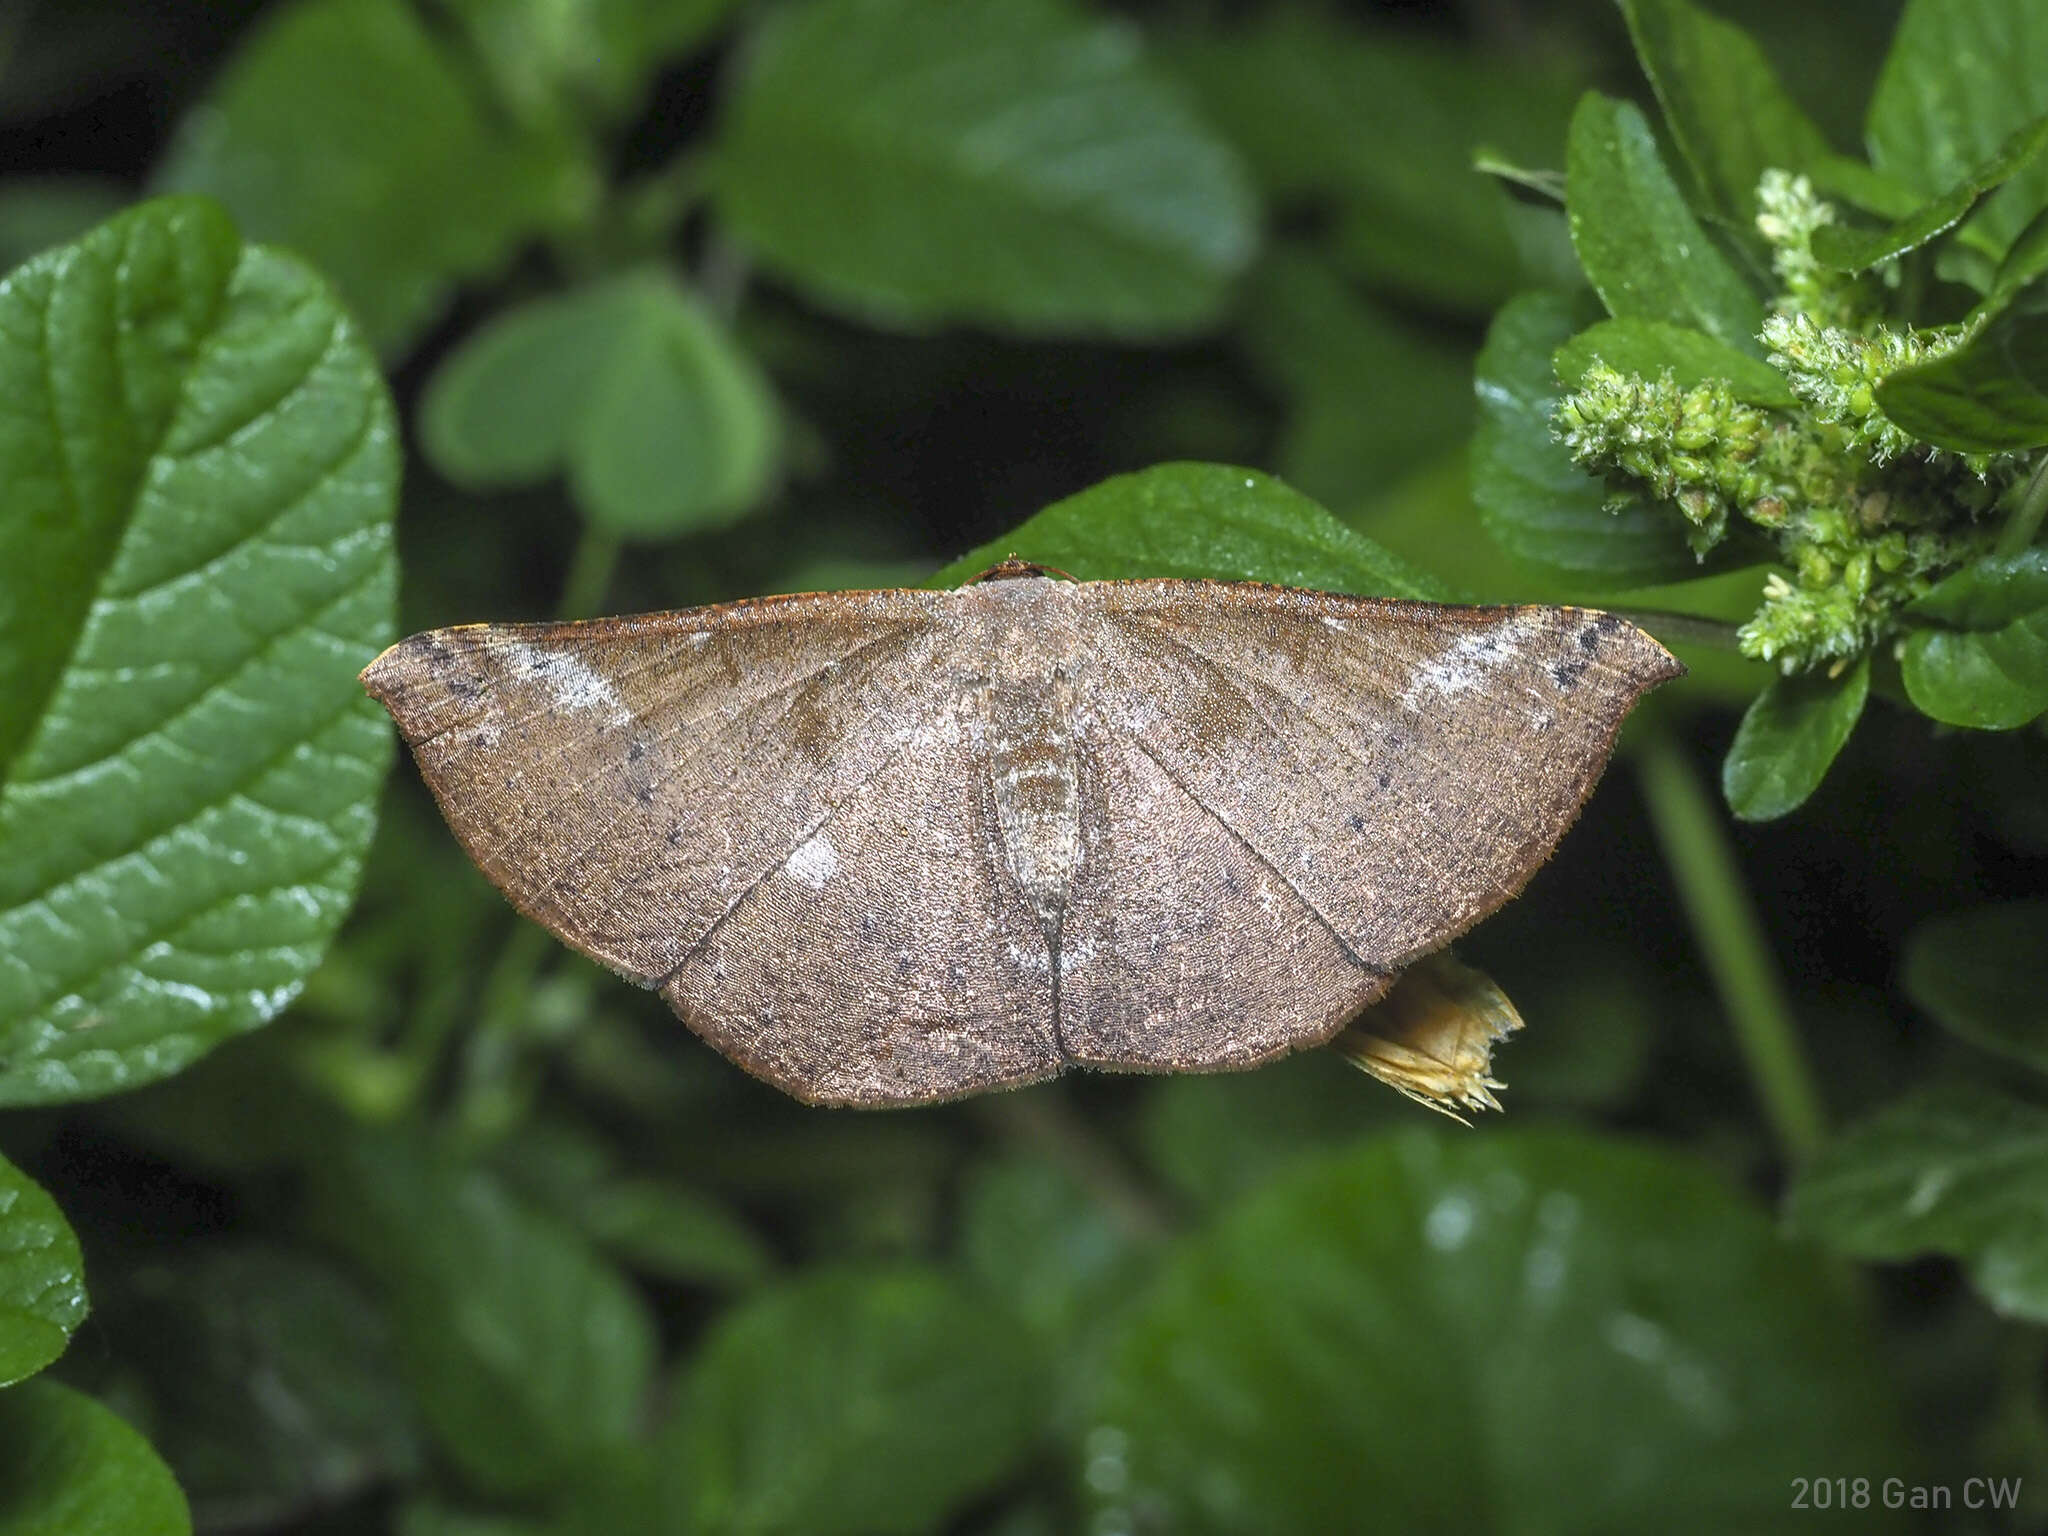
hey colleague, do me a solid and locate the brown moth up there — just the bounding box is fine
[361,561,1680,1108]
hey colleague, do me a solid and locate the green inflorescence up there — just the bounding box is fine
[1554,169,2031,674]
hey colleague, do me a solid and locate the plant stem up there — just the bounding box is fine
[558,525,623,619]
[1635,728,1827,1163]
[1996,454,2048,557]
[1607,608,1746,652]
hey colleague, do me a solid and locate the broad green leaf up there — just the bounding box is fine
[422,274,781,539]
[1789,1084,2048,1322]
[0,1154,84,1387]
[1720,656,1868,821]
[1473,292,1724,585]
[1867,0,2048,261]
[1908,549,2048,627]
[569,288,781,539]
[712,0,1256,336]
[1876,300,2048,452]
[0,1378,191,1536]
[1554,318,1798,408]
[1618,0,1836,229]
[421,281,649,485]
[438,0,744,129]
[91,1244,417,1520]
[1171,13,1578,313]
[305,1129,656,1499]
[1813,114,2048,272]
[1901,902,2048,1072]
[1094,1128,1910,1534]
[0,197,397,1106]
[573,1179,775,1289]
[154,0,595,355]
[1901,612,2048,727]
[1235,248,1476,512]
[404,1449,661,1536]
[1566,94,1766,356]
[933,463,1446,599]
[959,1155,1149,1345]
[666,1266,1044,1536]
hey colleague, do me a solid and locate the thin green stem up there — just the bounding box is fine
[1996,454,2048,557]
[1635,729,1827,1163]
[558,525,623,619]
[1607,608,1746,653]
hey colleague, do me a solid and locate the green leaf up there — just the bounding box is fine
[1875,299,2048,452]
[665,1266,1044,1536]
[712,0,1256,336]
[154,0,595,355]
[1789,1084,2048,1322]
[305,1129,656,1499]
[1473,292,1724,585]
[1171,12,1578,313]
[1554,318,1798,408]
[436,0,744,129]
[1235,248,1476,512]
[421,280,648,485]
[578,1180,776,1289]
[494,1119,774,1289]
[1900,613,2048,727]
[1813,114,2048,272]
[1566,93,1766,355]
[1618,0,1837,229]
[1867,0,2048,261]
[1984,201,2048,315]
[0,197,397,1107]
[1901,902,2048,1072]
[0,1379,191,1536]
[92,1244,418,1519]
[959,1156,1148,1345]
[0,1154,85,1387]
[568,292,781,540]
[1094,1128,1911,1534]
[422,274,781,539]
[934,463,1445,599]
[1720,656,1869,821]
[1908,549,2048,627]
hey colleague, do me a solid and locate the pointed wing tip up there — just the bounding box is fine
[359,630,441,705]
[358,628,480,737]
[1586,609,1686,693]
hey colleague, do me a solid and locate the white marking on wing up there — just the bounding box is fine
[1401,628,1517,709]
[501,641,631,725]
[786,831,840,888]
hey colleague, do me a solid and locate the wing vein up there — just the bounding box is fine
[468,623,935,868]
[1122,734,1369,969]
[503,624,937,904]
